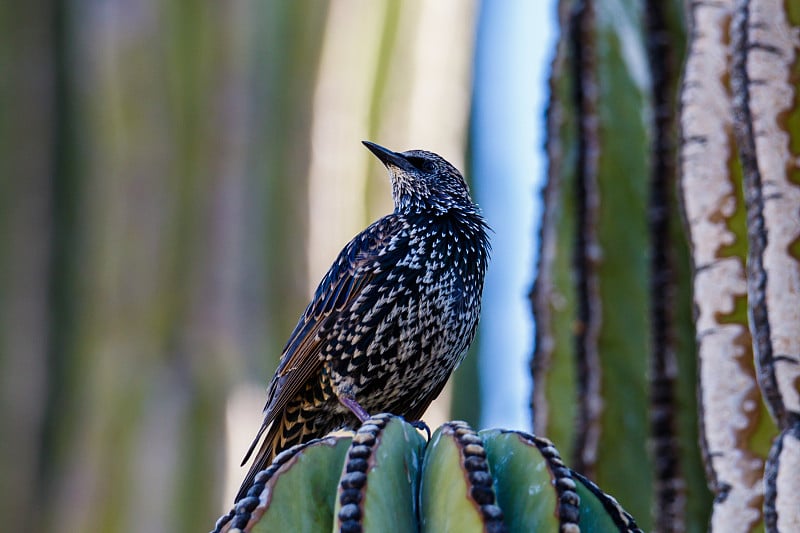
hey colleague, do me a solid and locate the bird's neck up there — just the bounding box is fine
[400,206,488,240]
[396,198,480,219]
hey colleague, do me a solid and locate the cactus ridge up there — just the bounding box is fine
[498,430,583,531]
[763,421,800,531]
[336,413,393,533]
[442,421,507,533]
[570,470,643,532]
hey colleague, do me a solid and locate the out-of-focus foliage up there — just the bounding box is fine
[0,1,477,531]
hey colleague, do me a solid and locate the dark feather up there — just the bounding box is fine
[240,216,407,467]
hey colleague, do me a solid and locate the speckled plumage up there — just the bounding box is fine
[236,141,490,501]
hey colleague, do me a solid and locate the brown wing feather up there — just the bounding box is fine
[239,216,403,470]
[236,384,340,502]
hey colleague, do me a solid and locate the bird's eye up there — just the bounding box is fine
[407,156,435,172]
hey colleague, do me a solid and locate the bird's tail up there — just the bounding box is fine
[235,420,283,503]
[235,402,336,503]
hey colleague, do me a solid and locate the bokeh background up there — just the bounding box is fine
[0,1,554,531]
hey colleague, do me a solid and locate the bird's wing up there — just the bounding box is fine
[241,215,407,465]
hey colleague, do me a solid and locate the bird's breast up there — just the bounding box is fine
[324,217,487,405]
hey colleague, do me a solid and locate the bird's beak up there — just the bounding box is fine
[362,141,415,172]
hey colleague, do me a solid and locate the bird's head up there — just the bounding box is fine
[363,141,476,215]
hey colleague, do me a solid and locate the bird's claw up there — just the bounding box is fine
[339,395,371,422]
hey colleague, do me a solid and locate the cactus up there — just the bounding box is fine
[531,2,709,531]
[535,0,799,531]
[213,416,641,532]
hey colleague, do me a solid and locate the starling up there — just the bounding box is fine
[236,141,490,501]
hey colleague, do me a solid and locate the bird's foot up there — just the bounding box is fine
[409,419,432,440]
[339,395,371,423]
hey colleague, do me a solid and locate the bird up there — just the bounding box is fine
[236,141,490,502]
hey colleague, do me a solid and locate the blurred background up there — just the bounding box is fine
[0,1,555,530]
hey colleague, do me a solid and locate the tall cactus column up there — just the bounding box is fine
[532,4,656,520]
[531,0,709,530]
[679,1,776,530]
[681,0,799,531]
[730,0,800,530]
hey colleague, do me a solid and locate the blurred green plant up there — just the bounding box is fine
[0,2,479,531]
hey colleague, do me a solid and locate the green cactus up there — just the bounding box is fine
[335,414,425,532]
[213,416,642,532]
[536,0,800,531]
[213,437,350,532]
